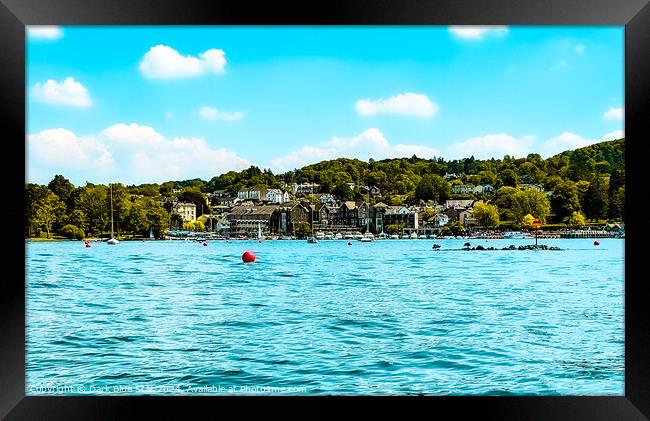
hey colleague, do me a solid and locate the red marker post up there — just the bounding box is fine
[532,219,542,246]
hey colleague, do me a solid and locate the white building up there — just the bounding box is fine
[453,184,475,194]
[237,188,268,201]
[290,183,320,195]
[434,213,450,227]
[472,184,495,194]
[266,189,289,204]
[173,202,196,222]
[520,183,544,192]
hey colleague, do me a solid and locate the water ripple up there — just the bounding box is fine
[26,238,624,395]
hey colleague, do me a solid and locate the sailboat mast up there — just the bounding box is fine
[366,192,370,233]
[110,183,114,237]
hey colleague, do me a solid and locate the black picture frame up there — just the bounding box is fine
[2,0,648,418]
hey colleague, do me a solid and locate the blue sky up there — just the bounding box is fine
[26,26,624,186]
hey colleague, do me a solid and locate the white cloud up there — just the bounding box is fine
[27,26,63,40]
[270,128,441,171]
[199,106,244,121]
[600,130,624,141]
[542,130,624,157]
[101,123,165,146]
[32,77,91,107]
[448,26,508,40]
[603,107,624,121]
[445,134,536,160]
[27,128,113,171]
[139,45,226,79]
[575,44,586,54]
[355,93,438,118]
[27,123,251,185]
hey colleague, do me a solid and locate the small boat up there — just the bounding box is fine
[315,231,325,240]
[503,231,526,239]
[335,233,343,240]
[307,236,319,243]
[324,233,334,240]
[344,233,355,240]
[377,232,389,240]
[359,233,375,242]
[418,234,428,239]
[401,234,410,239]
[354,232,363,240]
[390,234,399,240]
[107,184,119,245]
[409,233,418,239]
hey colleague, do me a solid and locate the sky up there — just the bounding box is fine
[26,26,624,186]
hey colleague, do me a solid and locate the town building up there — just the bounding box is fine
[453,184,476,194]
[519,183,545,192]
[459,209,476,226]
[226,204,277,237]
[472,184,495,194]
[434,213,450,227]
[172,202,196,222]
[445,199,476,209]
[316,193,336,206]
[381,206,419,232]
[290,183,320,195]
[237,188,268,201]
[266,189,290,204]
[270,202,309,234]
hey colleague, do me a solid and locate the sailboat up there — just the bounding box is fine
[257,222,263,240]
[107,183,119,245]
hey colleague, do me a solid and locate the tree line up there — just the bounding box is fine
[25,138,624,238]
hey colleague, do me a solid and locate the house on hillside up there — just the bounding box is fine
[172,202,196,222]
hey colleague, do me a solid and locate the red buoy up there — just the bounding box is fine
[242,250,256,263]
[85,241,91,248]
[594,241,600,246]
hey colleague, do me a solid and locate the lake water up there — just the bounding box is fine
[26,238,624,395]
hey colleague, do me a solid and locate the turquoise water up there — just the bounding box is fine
[26,238,624,395]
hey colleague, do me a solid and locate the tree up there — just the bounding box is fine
[568,211,586,228]
[441,221,466,236]
[68,209,88,232]
[608,169,625,220]
[294,222,312,238]
[332,182,353,200]
[107,183,131,236]
[183,220,206,232]
[25,184,50,236]
[499,169,518,188]
[414,174,451,204]
[178,187,209,216]
[77,185,108,235]
[521,213,536,228]
[126,198,149,236]
[33,191,66,238]
[512,189,550,224]
[492,186,519,222]
[385,224,405,234]
[582,175,609,221]
[551,180,581,220]
[60,224,85,240]
[419,208,436,222]
[472,202,500,229]
[47,175,75,206]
